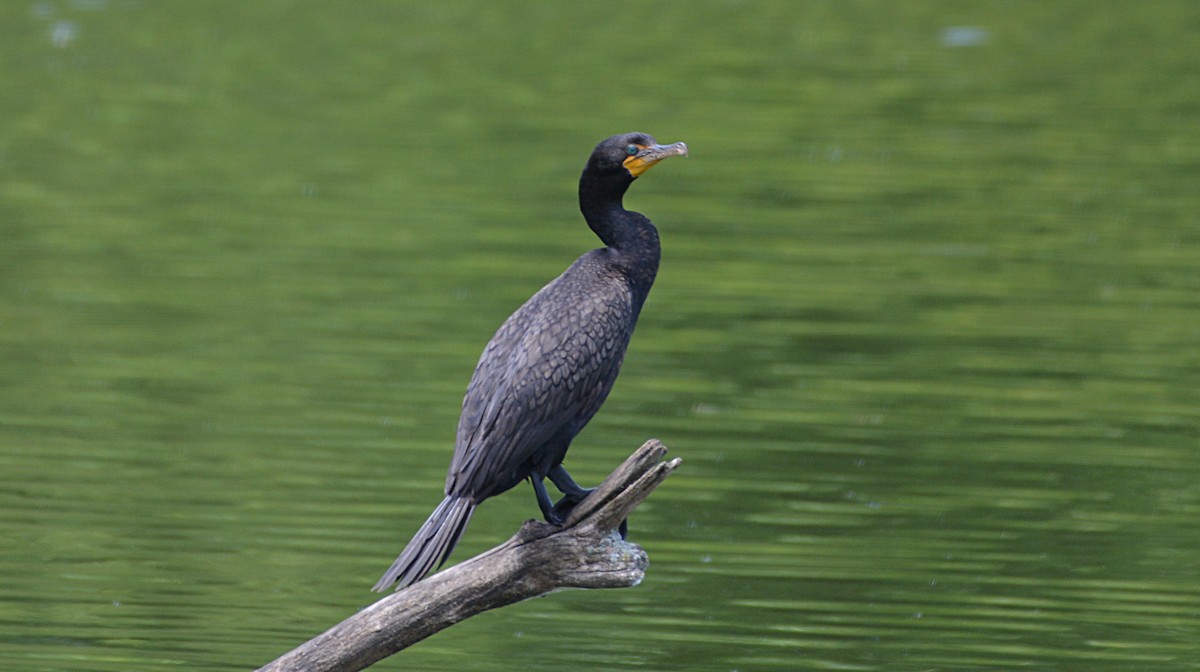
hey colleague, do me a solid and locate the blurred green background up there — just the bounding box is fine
[2,2,1198,670]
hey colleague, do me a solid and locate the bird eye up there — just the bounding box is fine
[625,144,639,156]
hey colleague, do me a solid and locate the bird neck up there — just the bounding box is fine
[578,173,661,261]
[578,175,660,309]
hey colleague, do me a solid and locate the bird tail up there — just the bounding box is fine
[372,496,476,592]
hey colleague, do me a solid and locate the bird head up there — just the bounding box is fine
[587,133,689,179]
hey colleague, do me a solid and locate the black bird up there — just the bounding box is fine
[373,132,687,592]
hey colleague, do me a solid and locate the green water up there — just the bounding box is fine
[3,2,1199,670]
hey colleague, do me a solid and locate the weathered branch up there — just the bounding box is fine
[257,439,680,672]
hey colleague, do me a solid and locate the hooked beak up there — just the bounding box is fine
[623,141,689,178]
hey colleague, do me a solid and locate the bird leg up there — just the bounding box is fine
[548,464,592,521]
[548,465,627,538]
[529,467,588,526]
[530,476,563,525]
[548,464,591,499]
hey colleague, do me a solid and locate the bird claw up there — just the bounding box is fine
[550,491,629,538]
[549,490,588,525]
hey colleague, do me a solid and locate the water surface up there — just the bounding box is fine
[2,2,1198,670]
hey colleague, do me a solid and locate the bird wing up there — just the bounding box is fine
[447,257,635,498]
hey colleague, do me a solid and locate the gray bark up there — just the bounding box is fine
[257,439,680,672]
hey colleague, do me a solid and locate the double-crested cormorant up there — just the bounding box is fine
[373,132,687,592]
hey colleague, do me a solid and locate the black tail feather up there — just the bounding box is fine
[372,496,476,592]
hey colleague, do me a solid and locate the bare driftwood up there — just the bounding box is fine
[257,439,680,672]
